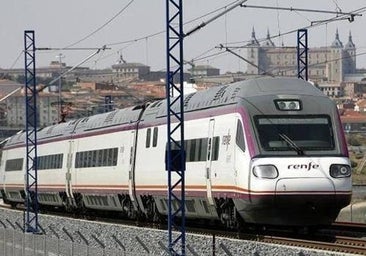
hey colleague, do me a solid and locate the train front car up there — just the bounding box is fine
[236,77,352,226]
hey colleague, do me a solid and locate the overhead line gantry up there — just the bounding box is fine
[22,34,108,233]
[165,1,247,254]
[166,0,185,254]
[24,30,39,233]
[297,29,308,80]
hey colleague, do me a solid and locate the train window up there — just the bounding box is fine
[146,128,151,148]
[94,150,99,167]
[58,154,63,168]
[54,155,59,168]
[51,155,56,169]
[54,155,58,168]
[77,152,83,168]
[153,127,158,147]
[254,115,334,153]
[36,154,64,170]
[196,139,203,161]
[166,137,220,163]
[207,138,212,160]
[113,148,118,166]
[52,155,57,168]
[51,155,55,168]
[85,151,91,166]
[92,151,97,167]
[37,157,43,170]
[106,149,111,165]
[5,158,23,172]
[103,149,109,166]
[236,120,246,152]
[200,138,208,161]
[83,152,88,167]
[44,155,49,169]
[98,150,103,166]
[75,148,118,168]
[212,137,220,161]
[75,153,80,168]
[189,139,196,161]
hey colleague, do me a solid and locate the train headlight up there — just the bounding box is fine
[253,165,279,179]
[274,99,301,111]
[330,164,351,178]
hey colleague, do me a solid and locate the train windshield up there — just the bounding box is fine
[254,115,334,153]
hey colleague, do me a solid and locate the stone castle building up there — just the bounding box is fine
[246,28,356,83]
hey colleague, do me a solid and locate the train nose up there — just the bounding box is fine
[275,178,335,194]
[273,178,340,225]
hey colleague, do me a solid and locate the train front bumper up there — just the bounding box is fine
[234,177,352,226]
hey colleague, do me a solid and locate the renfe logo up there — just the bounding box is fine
[288,162,319,171]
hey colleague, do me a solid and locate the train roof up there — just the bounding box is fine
[4,77,325,146]
[5,105,143,147]
[141,77,326,120]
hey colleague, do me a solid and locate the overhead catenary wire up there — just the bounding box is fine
[0,50,23,79]
[106,0,245,47]
[100,3,366,71]
[224,6,366,47]
[213,5,366,74]
[3,0,245,73]
[240,4,362,17]
[219,44,275,77]
[2,1,366,76]
[63,0,135,49]
[107,3,366,73]
[40,45,108,91]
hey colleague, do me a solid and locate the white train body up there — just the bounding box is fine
[0,77,352,226]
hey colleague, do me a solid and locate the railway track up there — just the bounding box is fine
[255,235,366,255]
[2,203,366,255]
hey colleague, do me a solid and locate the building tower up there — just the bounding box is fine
[260,29,276,74]
[328,29,344,82]
[344,31,356,74]
[262,29,275,47]
[246,27,260,74]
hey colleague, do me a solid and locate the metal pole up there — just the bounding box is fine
[166,0,186,254]
[24,30,39,234]
[56,53,64,122]
[297,29,308,81]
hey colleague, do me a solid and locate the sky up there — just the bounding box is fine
[1,0,366,74]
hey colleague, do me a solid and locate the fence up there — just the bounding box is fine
[0,225,250,256]
[0,226,127,256]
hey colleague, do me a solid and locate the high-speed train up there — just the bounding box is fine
[0,77,352,227]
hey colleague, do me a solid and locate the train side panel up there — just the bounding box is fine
[70,129,133,211]
[1,147,25,204]
[36,140,70,206]
[134,111,244,219]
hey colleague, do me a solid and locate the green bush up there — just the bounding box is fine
[348,135,362,146]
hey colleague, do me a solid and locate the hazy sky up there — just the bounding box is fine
[1,0,366,74]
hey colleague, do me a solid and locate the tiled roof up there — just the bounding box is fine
[340,110,366,123]
[0,79,22,97]
[356,99,366,108]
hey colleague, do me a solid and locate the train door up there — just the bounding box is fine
[1,149,7,191]
[66,140,75,207]
[206,119,215,205]
[234,119,250,198]
[128,130,138,210]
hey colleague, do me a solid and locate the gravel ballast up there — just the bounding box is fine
[0,207,354,256]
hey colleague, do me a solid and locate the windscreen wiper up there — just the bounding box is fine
[279,133,305,156]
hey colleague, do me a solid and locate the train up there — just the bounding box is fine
[0,77,352,227]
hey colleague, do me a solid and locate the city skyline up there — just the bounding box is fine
[1,1,366,73]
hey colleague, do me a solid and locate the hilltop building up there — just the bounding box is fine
[246,28,356,84]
